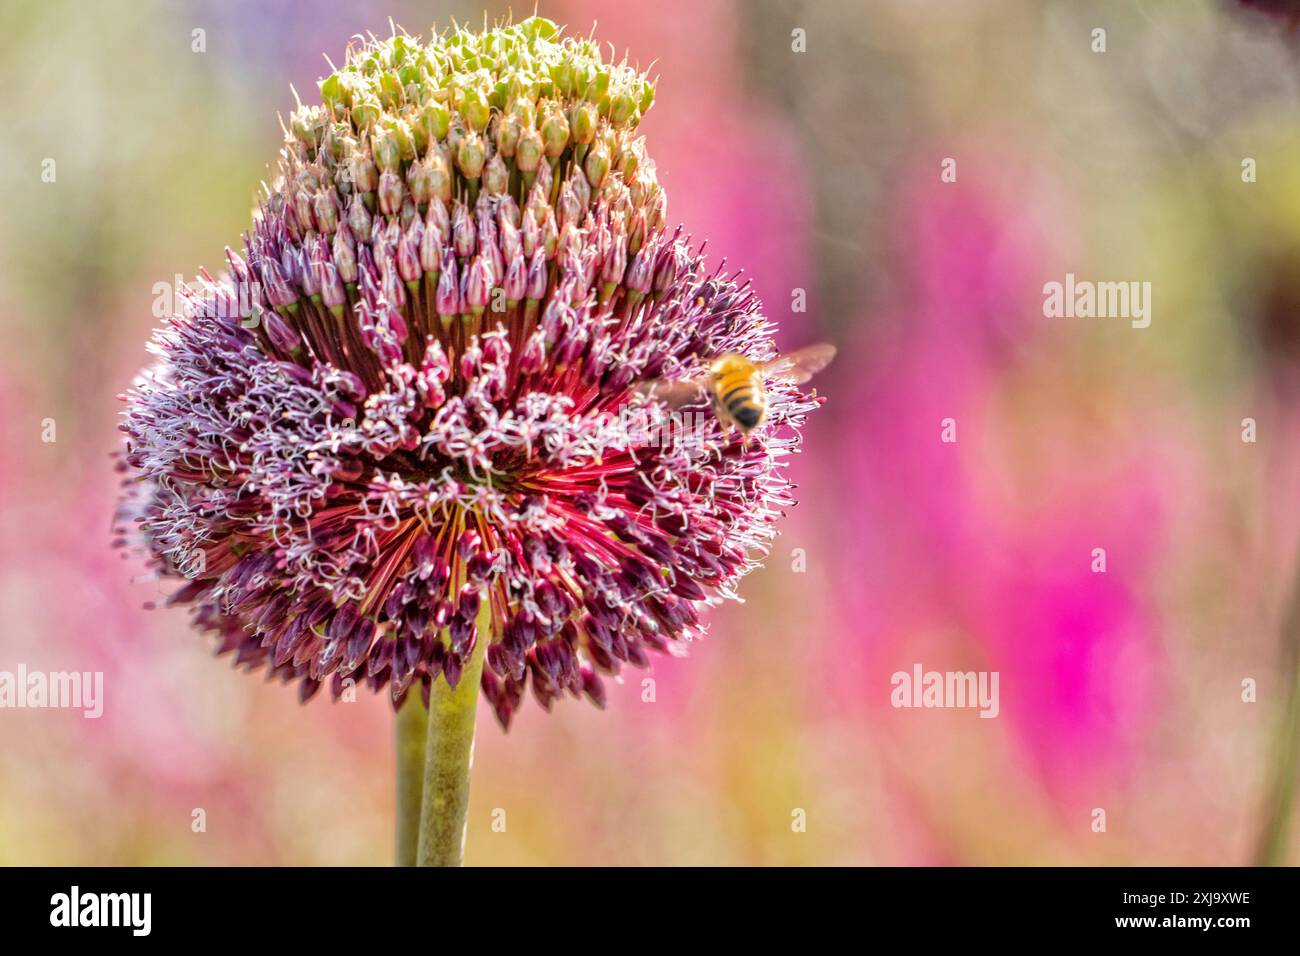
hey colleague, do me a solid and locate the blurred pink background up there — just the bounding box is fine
[0,0,1297,864]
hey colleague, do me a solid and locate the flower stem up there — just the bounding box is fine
[416,603,491,867]
[394,692,429,866]
[1254,543,1300,865]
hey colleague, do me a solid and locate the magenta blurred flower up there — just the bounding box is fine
[830,153,1162,793]
[116,19,824,729]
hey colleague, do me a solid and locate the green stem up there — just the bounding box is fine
[394,692,429,866]
[416,602,492,867]
[1254,542,1300,865]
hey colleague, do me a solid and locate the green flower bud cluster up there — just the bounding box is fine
[266,16,665,251]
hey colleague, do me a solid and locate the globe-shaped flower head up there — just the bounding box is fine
[119,17,826,729]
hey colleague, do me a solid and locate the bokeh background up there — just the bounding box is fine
[1,0,1298,865]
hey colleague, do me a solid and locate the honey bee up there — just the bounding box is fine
[635,343,837,436]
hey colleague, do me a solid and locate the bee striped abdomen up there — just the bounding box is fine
[721,384,753,409]
[713,359,766,431]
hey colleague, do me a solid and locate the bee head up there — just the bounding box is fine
[733,405,761,431]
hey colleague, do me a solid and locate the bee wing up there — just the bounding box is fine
[633,376,709,411]
[758,343,837,385]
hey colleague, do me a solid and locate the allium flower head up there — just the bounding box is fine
[118,17,825,728]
